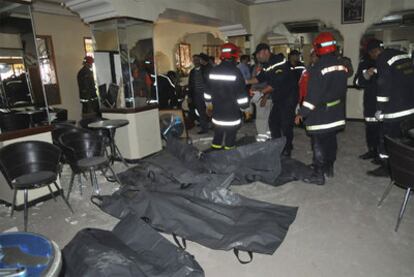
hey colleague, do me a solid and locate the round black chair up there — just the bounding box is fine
[59,131,121,201]
[0,112,30,132]
[0,141,73,231]
[378,136,414,231]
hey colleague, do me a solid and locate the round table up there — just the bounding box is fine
[88,119,129,167]
[0,232,61,277]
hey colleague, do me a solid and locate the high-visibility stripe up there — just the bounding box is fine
[125,97,134,102]
[302,101,316,110]
[212,118,241,126]
[291,66,305,70]
[158,74,175,88]
[263,58,286,72]
[222,48,232,53]
[80,97,98,103]
[326,99,341,107]
[211,144,222,149]
[321,65,348,75]
[365,117,378,122]
[237,97,249,104]
[383,108,414,119]
[148,99,158,103]
[320,40,336,47]
[195,109,200,116]
[204,93,212,100]
[377,96,389,102]
[209,74,236,81]
[387,54,411,66]
[306,120,346,131]
[379,153,389,159]
[224,146,235,150]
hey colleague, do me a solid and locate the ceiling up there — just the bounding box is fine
[236,0,289,5]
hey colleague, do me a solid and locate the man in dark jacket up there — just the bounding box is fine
[204,43,249,150]
[295,32,348,185]
[247,43,296,156]
[353,51,380,160]
[77,56,99,116]
[188,54,210,134]
[366,39,414,177]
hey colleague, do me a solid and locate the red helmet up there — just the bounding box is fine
[83,56,94,65]
[313,32,337,56]
[220,43,240,60]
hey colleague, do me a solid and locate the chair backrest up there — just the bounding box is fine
[400,118,414,138]
[51,124,82,146]
[385,136,414,188]
[0,141,61,187]
[0,112,30,132]
[59,131,105,163]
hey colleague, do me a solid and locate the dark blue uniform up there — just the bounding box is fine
[299,53,348,176]
[376,48,414,158]
[257,54,296,153]
[354,55,380,154]
[204,60,249,149]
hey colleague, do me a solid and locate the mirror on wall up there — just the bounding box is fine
[0,0,47,109]
[91,17,156,109]
[361,10,414,58]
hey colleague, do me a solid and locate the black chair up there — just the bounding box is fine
[59,131,121,201]
[0,141,73,231]
[378,136,414,231]
[0,112,30,132]
[79,117,111,145]
[400,117,414,139]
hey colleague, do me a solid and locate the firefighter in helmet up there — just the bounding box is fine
[295,32,348,185]
[204,43,249,150]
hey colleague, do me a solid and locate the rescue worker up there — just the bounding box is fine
[189,54,210,134]
[288,50,306,94]
[295,32,348,185]
[204,43,249,150]
[77,56,99,116]
[366,39,414,177]
[353,43,380,161]
[247,43,295,156]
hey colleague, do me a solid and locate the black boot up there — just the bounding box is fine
[282,147,292,157]
[303,168,325,185]
[359,149,377,160]
[324,163,334,178]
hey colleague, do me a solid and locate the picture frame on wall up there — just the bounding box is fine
[175,43,192,76]
[342,0,365,24]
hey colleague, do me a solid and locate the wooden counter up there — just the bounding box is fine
[0,125,53,142]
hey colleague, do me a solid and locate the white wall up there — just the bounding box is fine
[33,12,92,121]
[249,0,414,119]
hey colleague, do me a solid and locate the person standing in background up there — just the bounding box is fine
[77,56,99,117]
[204,43,249,150]
[188,54,210,134]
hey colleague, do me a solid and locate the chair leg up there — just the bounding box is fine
[24,189,28,232]
[115,143,129,167]
[90,170,100,195]
[107,164,123,185]
[54,182,74,214]
[66,172,75,201]
[378,180,394,207]
[10,188,17,217]
[395,188,411,232]
[47,185,57,202]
